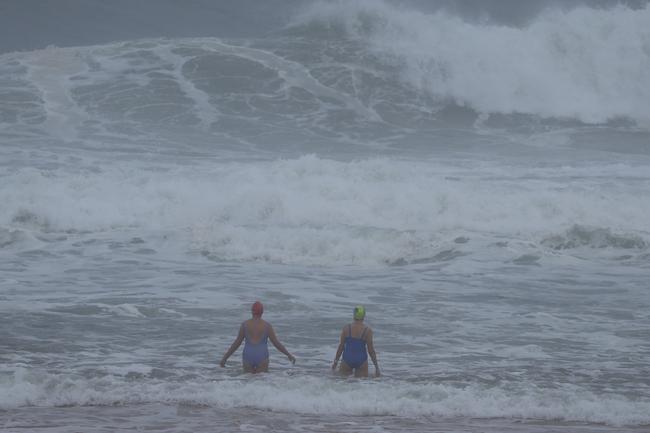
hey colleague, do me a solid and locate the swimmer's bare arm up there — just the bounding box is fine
[331,327,346,370]
[220,324,244,367]
[268,324,296,364]
[366,328,380,377]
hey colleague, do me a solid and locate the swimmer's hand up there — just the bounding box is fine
[219,358,226,368]
[288,354,296,364]
[331,360,338,370]
[374,367,381,378]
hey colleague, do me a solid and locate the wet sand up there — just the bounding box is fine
[3,404,648,433]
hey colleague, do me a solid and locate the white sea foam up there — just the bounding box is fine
[19,46,89,139]
[1,156,648,265]
[2,369,650,426]
[102,304,146,318]
[101,364,154,377]
[296,1,650,125]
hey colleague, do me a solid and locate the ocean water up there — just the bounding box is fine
[1,1,650,432]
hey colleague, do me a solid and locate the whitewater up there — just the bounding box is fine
[1,1,650,432]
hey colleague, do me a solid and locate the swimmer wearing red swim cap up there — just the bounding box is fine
[251,300,263,316]
[220,301,295,373]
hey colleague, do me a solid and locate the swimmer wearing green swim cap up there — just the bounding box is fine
[332,305,380,378]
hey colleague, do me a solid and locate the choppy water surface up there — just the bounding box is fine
[1,1,650,432]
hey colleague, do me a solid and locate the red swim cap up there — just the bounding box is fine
[251,301,263,316]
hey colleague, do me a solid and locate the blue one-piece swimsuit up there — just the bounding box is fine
[242,322,269,368]
[342,325,368,369]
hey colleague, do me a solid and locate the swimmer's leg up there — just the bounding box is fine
[243,361,255,374]
[257,358,269,373]
[338,360,354,376]
[243,359,269,374]
[354,361,368,378]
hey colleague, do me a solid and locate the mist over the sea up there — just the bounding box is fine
[2,0,648,53]
[1,1,650,432]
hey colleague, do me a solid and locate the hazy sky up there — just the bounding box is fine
[1,0,647,53]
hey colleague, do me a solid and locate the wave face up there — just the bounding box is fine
[1,2,649,157]
[294,0,650,125]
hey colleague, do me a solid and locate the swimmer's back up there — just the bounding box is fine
[243,318,269,344]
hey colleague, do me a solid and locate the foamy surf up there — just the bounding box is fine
[2,369,650,427]
[2,155,649,266]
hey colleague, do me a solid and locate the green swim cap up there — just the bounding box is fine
[353,305,366,320]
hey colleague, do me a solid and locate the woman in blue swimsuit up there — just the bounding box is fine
[332,306,380,378]
[220,301,295,373]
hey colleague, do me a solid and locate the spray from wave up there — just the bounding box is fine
[293,0,650,125]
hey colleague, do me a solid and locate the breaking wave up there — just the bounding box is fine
[293,0,650,125]
[1,156,648,265]
[2,368,650,426]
